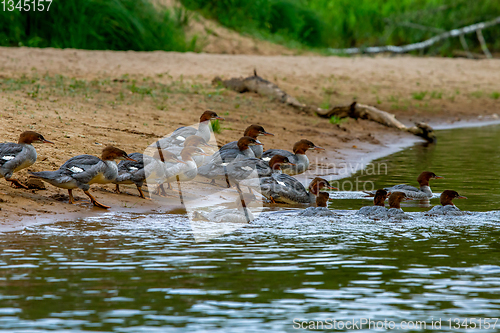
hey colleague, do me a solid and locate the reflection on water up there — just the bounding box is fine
[1,210,500,332]
[331,124,500,212]
[2,125,500,332]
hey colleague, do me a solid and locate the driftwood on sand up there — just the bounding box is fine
[213,71,436,143]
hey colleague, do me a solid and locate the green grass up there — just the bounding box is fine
[329,115,347,125]
[0,0,196,51]
[412,91,427,101]
[210,119,222,134]
[490,92,500,100]
[180,0,500,55]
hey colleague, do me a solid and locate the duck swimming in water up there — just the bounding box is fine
[30,146,134,209]
[358,189,390,216]
[298,191,336,217]
[252,176,337,204]
[0,131,53,189]
[261,139,324,176]
[426,190,467,216]
[365,171,443,199]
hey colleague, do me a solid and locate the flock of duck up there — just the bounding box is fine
[1,110,467,219]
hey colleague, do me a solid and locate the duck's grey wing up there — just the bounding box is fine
[157,127,197,148]
[197,161,227,179]
[219,141,238,151]
[117,153,146,184]
[261,149,296,162]
[60,155,104,184]
[0,143,28,175]
[385,184,419,192]
[225,158,268,181]
[260,174,307,202]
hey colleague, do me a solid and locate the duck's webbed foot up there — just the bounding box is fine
[114,184,121,194]
[84,190,110,209]
[7,178,28,189]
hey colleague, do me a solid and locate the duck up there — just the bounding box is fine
[193,193,257,223]
[156,110,223,147]
[358,189,390,216]
[218,125,273,158]
[261,139,324,175]
[298,191,337,217]
[256,176,337,204]
[365,171,443,199]
[426,190,467,216]
[160,135,213,167]
[0,131,53,189]
[114,151,184,199]
[360,192,411,219]
[200,155,292,186]
[162,146,210,184]
[29,146,134,209]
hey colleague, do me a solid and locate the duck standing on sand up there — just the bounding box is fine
[426,190,467,216]
[156,110,224,147]
[219,125,274,158]
[298,191,336,217]
[261,139,324,175]
[0,131,53,189]
[30,146,134,209]
[365,171,443,199]
[358,189,390,216]
[114,151,184,199]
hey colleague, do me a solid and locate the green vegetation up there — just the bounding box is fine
[210,119,222,134]
[412,91,427,100]
[180,0,500,55]
[0,0,195,51]
[329,115,347,125]
[491,92,500,100]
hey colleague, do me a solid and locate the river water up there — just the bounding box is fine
[1,125,500,332]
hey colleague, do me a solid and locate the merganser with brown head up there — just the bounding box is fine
[219,124,274,158]
[358,189,390,216]
[256,175,337,204]
[262,139,324,175]
[298,191,337,217]
[0,131,53,189]
[366,171,443,199]
[156,110,224,148]
[427,190,467,216]
[198,137,263,180]
[30,146,134,209]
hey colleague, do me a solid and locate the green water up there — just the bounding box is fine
[330,124,500,212]
[1,125,500,332]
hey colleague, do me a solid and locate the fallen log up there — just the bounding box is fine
[213,71,436,143]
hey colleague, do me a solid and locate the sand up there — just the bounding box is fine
[0,46,499,230]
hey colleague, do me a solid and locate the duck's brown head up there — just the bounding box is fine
[308,177,338,195]
[293,139,324,154]
[388,192,410,209]
[374,189,390,207]
[184,135,210,148]
[316,191,330,207]
[102,146,135,161]
[200,110,224,122]
[440,190,467,206]
[244,125,274,139]
[180,146,210,161]
[268,155,294,171]
[18,131,53,145]
[237,136,263,151]
[417,171,443,186]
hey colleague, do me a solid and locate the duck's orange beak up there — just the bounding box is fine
[457,195,467,199]
[327,186,339,190]
[313,146,325,151]
[434,176,444,179]
[215,116,224,120]
[261,131,274,136]
[125,156,136,162]
[42,139,54,144]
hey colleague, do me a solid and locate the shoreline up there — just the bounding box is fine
[2,118,499,233]
[1,48,500,231]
